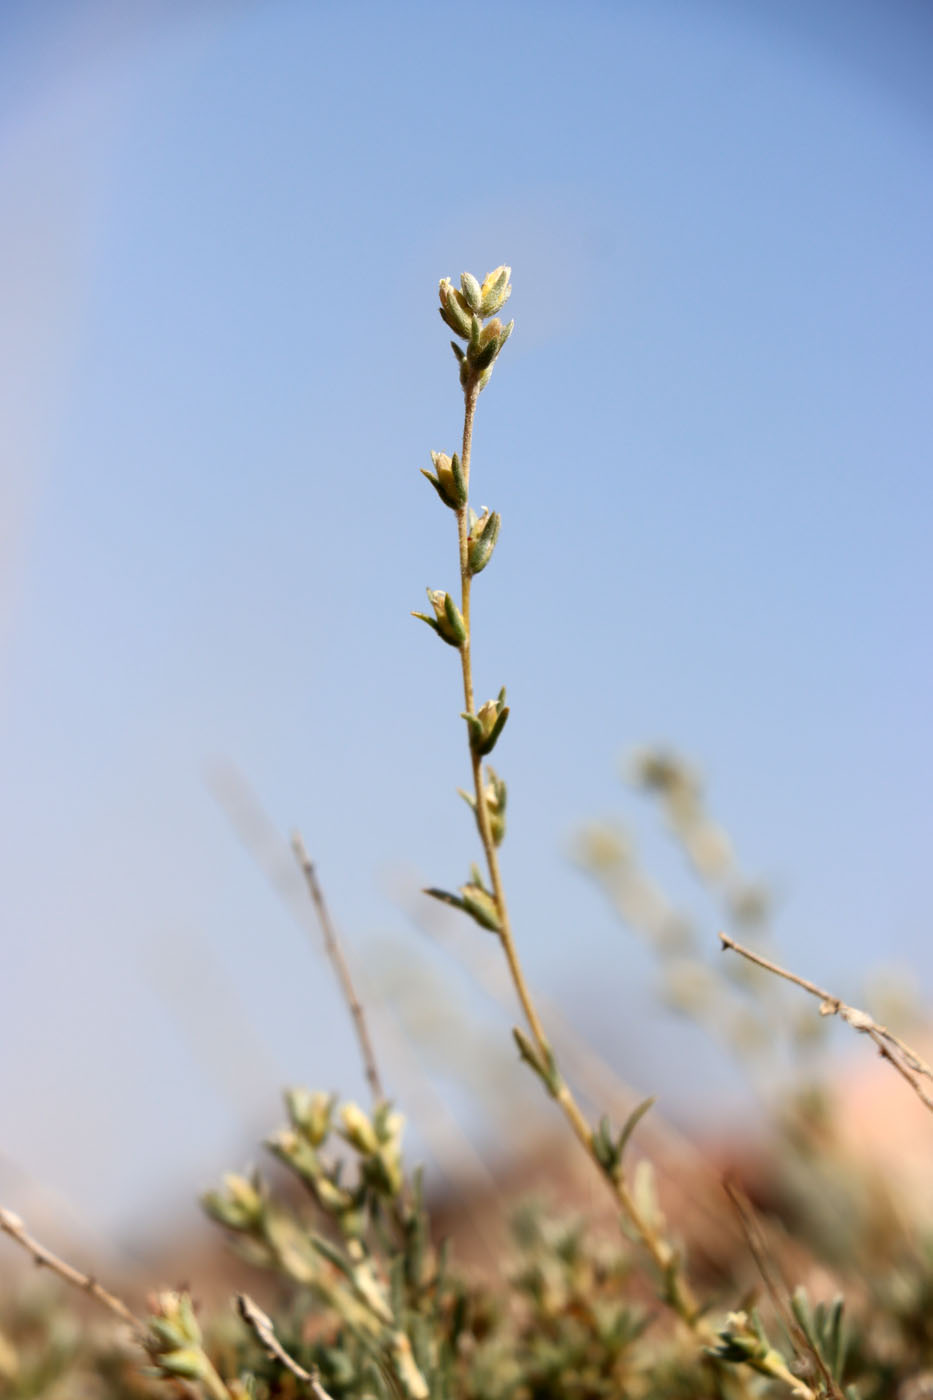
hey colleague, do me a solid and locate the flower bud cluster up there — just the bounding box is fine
[439,266,514,393]
[709,1311,799,1385]
[339,1100,406,1199]
[202,1171,265,1233]
[262,1091,407,1240]
[146,1291,228,1399]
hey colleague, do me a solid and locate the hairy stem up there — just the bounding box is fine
[452,377,712,1340]
[456,385,478,713]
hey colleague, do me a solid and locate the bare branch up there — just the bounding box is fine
[292,830,384,1105]
[207,765,501,1237]
[237,1292,335,1399]
[720,933,933,1114]
[0,1207,142,1334]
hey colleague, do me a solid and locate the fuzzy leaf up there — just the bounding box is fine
[450,450,466,504]
[470,335,500,373]
[460,271,482,312]
[468,510,501,575]
[442,592,467,644]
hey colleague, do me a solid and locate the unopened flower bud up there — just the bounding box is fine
[438,278,472,338]
[286,1087,333,1146]
[339,1101,380,1155]
[462,687,509,756]
[480,265,512,316]
[412,589,467,648]
[146,1292,229,1397]
[467,508,500,574]
[458,881,501,933]
[201,1172,264,1232]
[459,271,483,312]
[459,766,507,847]
[421,450,466,510]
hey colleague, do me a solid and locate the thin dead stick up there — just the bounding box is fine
[722,1180,799,1339]
[206,764,385,1106]
[208,765,502,1238]
[0,1207,142,1334]
[720,933,933,1114]
[292,830,384,1105]
[237,1293,334,1399]
[0,1150,144,1272]
[207,761,383,1097]
[723,1180,843,1400]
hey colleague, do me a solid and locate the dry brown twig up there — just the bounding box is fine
[205,764,386,1107]
[0,1206,142,1334]
[290,833,506,1250]
[291,830,384,1105]
[720,933,933,1114]
[209,764,504,1244]
[237,1293,335,1399]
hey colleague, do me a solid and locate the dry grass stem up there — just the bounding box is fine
[723,1181,845,1400]
[209,765,501,1223]
[237,1293,335,1399]
[207,765,385,1104]
[292,830,385,1105]
[720,932,933,1113]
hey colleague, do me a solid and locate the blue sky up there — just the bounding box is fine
[1,0,931,1239]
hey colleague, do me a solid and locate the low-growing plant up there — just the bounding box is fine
[2,267,931,1400]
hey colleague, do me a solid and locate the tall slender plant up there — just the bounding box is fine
[416,268,729,1355]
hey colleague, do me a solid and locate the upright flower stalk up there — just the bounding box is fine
[414,269,755,1382]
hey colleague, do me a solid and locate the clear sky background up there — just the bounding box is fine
[1,0,931,1246]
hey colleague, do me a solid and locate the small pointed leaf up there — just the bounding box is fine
[460,271,482,312]
[616,1096,656,1163]
[423,887,466,914]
